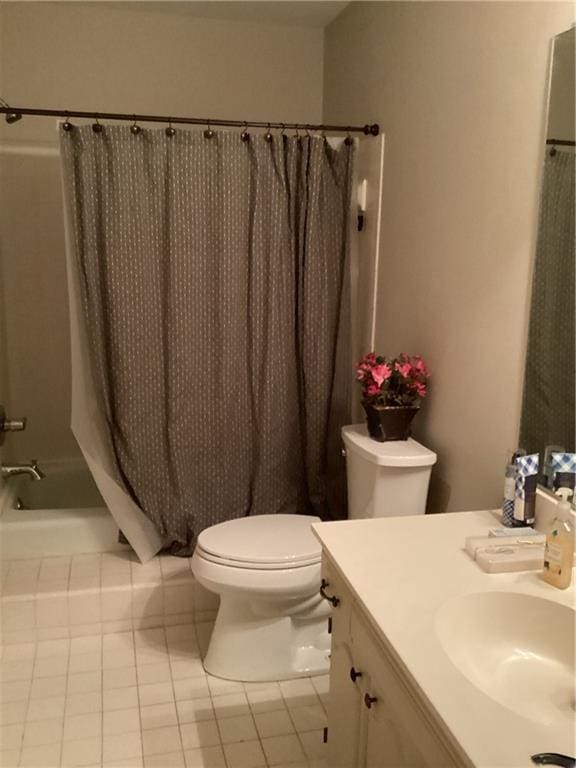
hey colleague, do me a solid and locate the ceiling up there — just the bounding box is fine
[103,1,350,28]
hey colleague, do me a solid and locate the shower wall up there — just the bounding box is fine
[0,2,324,463]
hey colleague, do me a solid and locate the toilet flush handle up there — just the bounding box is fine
[320,579,340,607]
[532,755,575,768]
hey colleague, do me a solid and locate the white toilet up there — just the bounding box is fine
[191,514,331,682]
[191,423,437,682]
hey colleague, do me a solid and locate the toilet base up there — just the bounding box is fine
[203,593,331,682]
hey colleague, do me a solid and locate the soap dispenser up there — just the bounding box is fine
[542,488,575,589]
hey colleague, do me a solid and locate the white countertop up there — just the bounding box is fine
[312,510,576,768]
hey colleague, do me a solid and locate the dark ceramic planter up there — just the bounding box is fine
[363,403,420,442]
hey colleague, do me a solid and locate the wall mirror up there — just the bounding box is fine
[520,26,575,492]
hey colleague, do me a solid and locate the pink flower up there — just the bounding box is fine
[412,382,427,397]
[356,350,429,405]
[372,363,392,386]
[412,357,429,377]
[357,353,376,369]
[395,362,412,378]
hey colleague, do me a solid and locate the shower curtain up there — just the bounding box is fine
[520,150,575,456]
[60,126,353,559]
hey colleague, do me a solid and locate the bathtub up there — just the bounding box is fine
[0,458,129,559]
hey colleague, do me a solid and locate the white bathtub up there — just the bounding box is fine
[0,458,129,559]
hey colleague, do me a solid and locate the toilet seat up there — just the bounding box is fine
[195,546,321,570]
[195,513,322,570]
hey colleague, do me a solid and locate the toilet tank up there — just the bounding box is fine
[342,424,437,519]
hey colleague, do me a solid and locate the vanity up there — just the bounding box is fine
[313,511,575,768]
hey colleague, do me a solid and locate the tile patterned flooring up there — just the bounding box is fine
[0,554,330,768]
[0,553,212,646]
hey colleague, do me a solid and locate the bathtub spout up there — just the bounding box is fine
[1,460,45,481]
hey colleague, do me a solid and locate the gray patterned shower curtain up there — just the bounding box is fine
[520,150,575,456]
[61,126,353,558]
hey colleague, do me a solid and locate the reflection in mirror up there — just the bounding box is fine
[520,27,575,491]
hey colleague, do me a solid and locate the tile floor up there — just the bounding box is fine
[0,553,217,646]
[0,553,196,599]
[0,554,330,768]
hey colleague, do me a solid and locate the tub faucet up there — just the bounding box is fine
[1,461,45,481]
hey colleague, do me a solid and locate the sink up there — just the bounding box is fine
[435,592,575,725]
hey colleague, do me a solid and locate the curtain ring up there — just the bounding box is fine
[130,116,141,135]
[166,120,176,137]
[264,123,273,142]
[344,128,354,146]
[280,123,286,136]
[241,121,250,142]
[304,125,311,138]
[62,111,74,132]
[204,120,214,139]
[92,115,103,134]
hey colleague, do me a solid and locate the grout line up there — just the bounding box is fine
[99,623,105,768]
[131,625,145,768]
[58,632,74,767]
[18,637,38,766]
[164,624,186,763]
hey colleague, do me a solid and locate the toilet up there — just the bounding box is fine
[191,514,331,682]
[191,423,437,682]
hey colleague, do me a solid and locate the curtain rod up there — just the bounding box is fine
[546,138,575,146]
[0,106,380,136]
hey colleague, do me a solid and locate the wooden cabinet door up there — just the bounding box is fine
[322,559,364,768]
[352,609,459,768]
[363,677,431,768]
[327,635,364,768]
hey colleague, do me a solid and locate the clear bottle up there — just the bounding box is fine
[502,462,517,527]
[502,449,525,527]
[542,488,575,589]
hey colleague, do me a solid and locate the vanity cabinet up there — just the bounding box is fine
[322,560,464,768]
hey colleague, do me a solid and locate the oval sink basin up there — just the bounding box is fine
[435,592,575,725]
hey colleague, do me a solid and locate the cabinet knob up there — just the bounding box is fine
[349,667,363,683]
[364,693,378,709]
[320,579,340,607]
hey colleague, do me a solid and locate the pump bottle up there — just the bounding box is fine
[542,488,575,589]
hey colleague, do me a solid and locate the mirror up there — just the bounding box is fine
[520,27,575,490]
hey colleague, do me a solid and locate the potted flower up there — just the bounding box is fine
[355,352,430,441]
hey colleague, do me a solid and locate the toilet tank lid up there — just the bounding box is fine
[342,424,437,467]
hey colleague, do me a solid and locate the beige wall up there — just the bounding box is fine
[0,2,323,462]
[548,27,575,141]
[324,2,575,513]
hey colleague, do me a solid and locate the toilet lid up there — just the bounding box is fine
[342,424,437,467]
[196,514,322,567]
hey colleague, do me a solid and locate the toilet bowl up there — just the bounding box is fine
[192,427,436,682]
[191,514,331,682]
